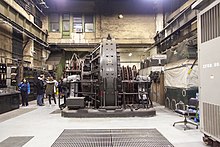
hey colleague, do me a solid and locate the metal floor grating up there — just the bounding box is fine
[0,136,34,147]
[51,129,174,147]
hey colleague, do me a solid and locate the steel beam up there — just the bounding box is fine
[192,0,211,9]
[49,43,152,51]
[154,5,198,46]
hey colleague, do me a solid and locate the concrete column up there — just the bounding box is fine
[23,39,34,68]
[154,1,164,32]
[150,47,158,56]
[18,61,23,83]
[156,13,164,32]
[42,48,50,69]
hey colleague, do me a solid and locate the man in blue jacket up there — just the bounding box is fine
[18,78,30,106]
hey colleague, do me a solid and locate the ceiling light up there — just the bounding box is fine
[128,53,132,56]
[118,14,123,19]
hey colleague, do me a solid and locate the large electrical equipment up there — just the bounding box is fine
[62,36,155,117]
[193,0,220,145]
[0,59,20,114]
[88,36,119,108]
[99,38,118,107]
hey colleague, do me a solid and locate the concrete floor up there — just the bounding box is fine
[0,100,209,147]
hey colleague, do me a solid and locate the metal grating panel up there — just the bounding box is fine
[201,3,220,43]
[0,136,33,147]
[203,103,220,139]
[51,129,173,147]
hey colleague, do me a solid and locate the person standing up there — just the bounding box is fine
[46,77,56,105]
[58,80,62,99]
[18,78,30,106]
[40,75,46,105]
[36,77,44,106]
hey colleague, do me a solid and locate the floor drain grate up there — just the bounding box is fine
[51,129,174,147]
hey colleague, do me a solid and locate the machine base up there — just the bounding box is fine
[61,108,156,118]
[203,134,220,147]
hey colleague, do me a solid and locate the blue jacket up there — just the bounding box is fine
[18,82,30,94]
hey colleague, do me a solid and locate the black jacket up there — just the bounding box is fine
[36,79,44,95]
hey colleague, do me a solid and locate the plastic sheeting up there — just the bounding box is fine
[166,37,197,63]
[164,59,198,89]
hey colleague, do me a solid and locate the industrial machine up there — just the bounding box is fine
[0,63,7,88]
[98,37,118,108]
[0,59,20,114]
[61,35,155,117]
[193,0,220,146]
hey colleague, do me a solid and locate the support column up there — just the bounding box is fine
[154,1,164,33]
[23,39,34,68]
[42,48,50,69]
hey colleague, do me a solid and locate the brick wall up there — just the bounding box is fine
[44,13,156,44]
[97,14,156,44]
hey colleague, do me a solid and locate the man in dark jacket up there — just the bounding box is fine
[36,77,44,106]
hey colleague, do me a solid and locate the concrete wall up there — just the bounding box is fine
[0,24,48,69]
[3,0,34,24]
[22,39,50,68]
[0,24,13,64]
[0,0,49,69]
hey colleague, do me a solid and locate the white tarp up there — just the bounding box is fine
[164,59,198,89]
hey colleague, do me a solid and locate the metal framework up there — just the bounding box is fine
[154,3,198,52]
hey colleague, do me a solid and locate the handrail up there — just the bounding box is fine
[90,55,100,63]
[90,45,101,55]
